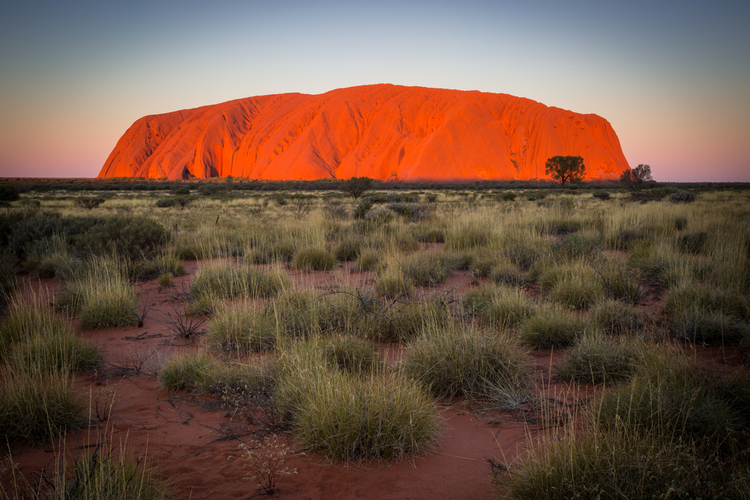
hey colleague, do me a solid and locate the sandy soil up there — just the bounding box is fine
[5,260,746,499]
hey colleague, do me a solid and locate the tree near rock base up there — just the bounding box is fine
[545,156,586,188]
[619,164,653,191]
[341,177,374,200]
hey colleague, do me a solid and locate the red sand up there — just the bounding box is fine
[6,262,745,499]
[97,84,629,182]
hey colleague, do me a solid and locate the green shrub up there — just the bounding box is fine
[158,351,219,392]
[78,280,137,330]
[197,184,228,196]
[353,200,373,219]
[0,185,20,201]
[501,191,517,201]
[555,333,642,384]
[0,370,85,443]
[670,190,696,203]
[592,191,611,200]
[73,215,169,259]
[294,371,439,461]
[292,247,337,271]
[519,304,589,349]
[402,321,531,406]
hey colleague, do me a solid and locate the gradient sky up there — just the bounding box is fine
[1,0,748,181]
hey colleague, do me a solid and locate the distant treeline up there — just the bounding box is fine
[2,177,748,193]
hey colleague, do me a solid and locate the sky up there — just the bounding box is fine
[1,0,748,182]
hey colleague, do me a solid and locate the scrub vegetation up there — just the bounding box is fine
[2,179,749,498]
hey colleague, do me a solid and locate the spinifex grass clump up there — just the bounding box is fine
[367,298,452,344]
[322,335,380,375]
[665,281,749,322]
[207,303,277,353]
[670,310,748,345]
[595,355,750,454]
[2,436,169,499]
[189,263,289,302]
[589,299,644,335]
[445,224,494,251]
[352,248,381,272]
[555,333,643,384]
[274,339,439,461]
[56,258,137,330]
[499,423,749,499]
[9,330,101,375]
[0,369,85,443]
[462,285,535,331]
[158,351,220,392]
[538,261,602,310]
[374,264,412,299]
[292,246,337,271]
[402,320,531,407]
[402,251,451,287]
[518,304,589,349]
[0,302,70,360]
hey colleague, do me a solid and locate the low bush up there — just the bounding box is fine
[670,190,696,203]
[293,370,439,461]
[592,191,611,200]
[0,185,20,201]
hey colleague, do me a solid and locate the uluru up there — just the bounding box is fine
[97,84,629,182]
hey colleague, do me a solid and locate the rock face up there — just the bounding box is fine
[98,84,629,182]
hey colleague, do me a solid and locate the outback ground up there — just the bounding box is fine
[1,182,748,499]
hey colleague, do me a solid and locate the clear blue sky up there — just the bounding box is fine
[1,0,748,181]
